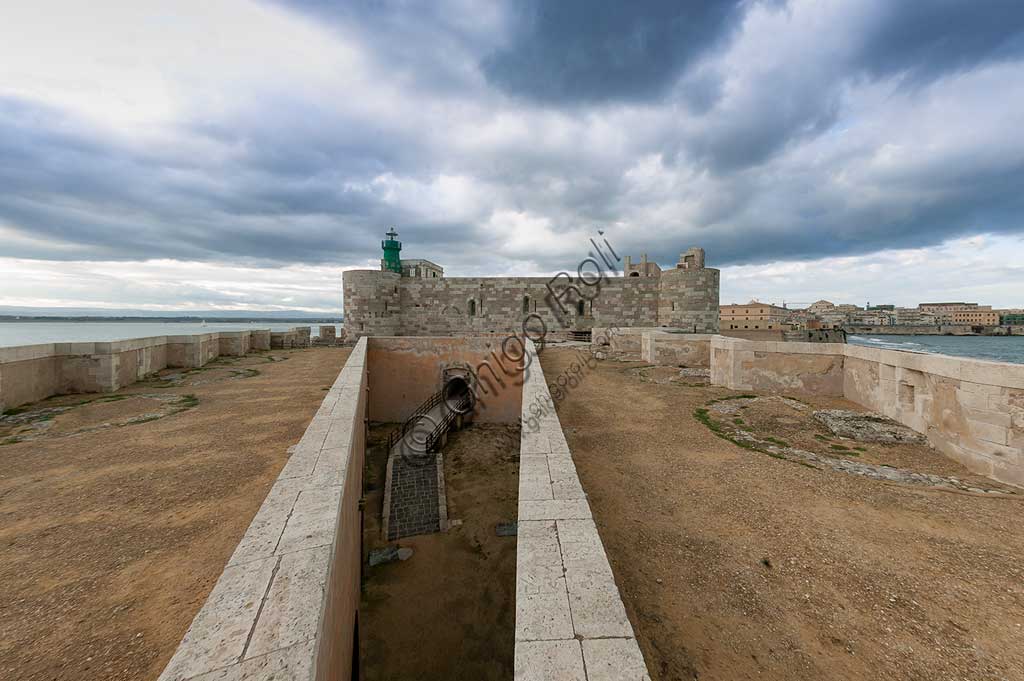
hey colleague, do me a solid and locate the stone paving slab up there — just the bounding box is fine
[160,557,279,681]
[514,339,651,680]
[581,639,652,681]
[514,640,586,681]
[247,546,331,658]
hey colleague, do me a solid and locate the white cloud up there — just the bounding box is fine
[0,258,348,312]
[721,234,1024,308]
[1,1,1023,312]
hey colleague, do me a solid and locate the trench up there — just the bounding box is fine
[359,420,519,679]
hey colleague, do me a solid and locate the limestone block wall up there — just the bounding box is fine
[641,332,713,367]
[710,337,846,395]
[251,330,271,351]
[342,267,719,340]
[366,335,524,424]
[342,270,401,338]
[217,331,252,357]
[270,331,298,348]
[395,277,659,337]
[708,337,1024,488]
[591,326,659,358]
[516,339,651,679]
[0,329,302,411]
[656,268,720,332]
[0,344,63,411]
[843,344,1024,488]
[158,338,368,681]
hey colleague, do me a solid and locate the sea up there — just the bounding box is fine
[0,321,336,348]
[847,334,1024,365]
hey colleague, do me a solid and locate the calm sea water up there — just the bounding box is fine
[0,322,336,348]
[847,334,1024,365]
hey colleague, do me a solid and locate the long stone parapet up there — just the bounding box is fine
[709,336,1024,488]
[158,337,367,681]
[517,339,652,680]
[0,328,312,411]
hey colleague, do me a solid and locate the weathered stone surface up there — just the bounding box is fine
[246,546,331,658]
[513,641,586,681]
[515,339,650,678]
[159,557,278,681]
[813,409,926,443]
[582,638,651,681]
[190,640,315,681]
[343,256,720,341]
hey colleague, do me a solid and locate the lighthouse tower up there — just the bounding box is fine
[381,228,402,274]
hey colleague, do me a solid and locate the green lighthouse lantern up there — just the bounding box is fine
[381,228,402,274]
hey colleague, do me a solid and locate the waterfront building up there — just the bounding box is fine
[720,301,790,331]
[952,309,1000,326]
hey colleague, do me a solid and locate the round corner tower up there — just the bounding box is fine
[657,247,720,332]
[342,269,401,339]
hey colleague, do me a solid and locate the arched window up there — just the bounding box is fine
[523,296,530,314]
[628,271,640,277]
[577,300,585,316]
[468,300,476,317]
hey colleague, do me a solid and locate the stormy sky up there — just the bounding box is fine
[2,0,1024,312]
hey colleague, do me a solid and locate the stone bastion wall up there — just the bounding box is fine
[596,331,1024,489]
[0,328,313,411]
[342,267,720,340]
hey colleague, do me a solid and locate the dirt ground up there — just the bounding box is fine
[0,346,350,681]
[360,421,519,681]
[540,348,1024,681]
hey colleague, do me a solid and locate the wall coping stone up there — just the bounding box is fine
[157,337,368,681]
[516,339,652,680]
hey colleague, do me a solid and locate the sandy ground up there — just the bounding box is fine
[540,348,1024,681]
[0,347,350,681]
[361,422,519,681]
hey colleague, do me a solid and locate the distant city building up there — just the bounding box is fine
[1001,311,1024,325]
[720,301,790,330]
[399,258,444,279]
[952,309,999,326]
[918,302,991,324]
[893,308,938,326]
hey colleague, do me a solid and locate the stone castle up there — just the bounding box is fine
[342,230,720,339]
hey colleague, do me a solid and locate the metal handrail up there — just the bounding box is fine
[386,389,444,449]
[423,394,471,452]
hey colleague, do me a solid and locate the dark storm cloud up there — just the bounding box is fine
[2,0,1024,285]
[857,1,1024,83]
[0,96,463,265]
[481,0,744,104]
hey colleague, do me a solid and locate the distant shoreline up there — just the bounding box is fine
[0,316,342,324]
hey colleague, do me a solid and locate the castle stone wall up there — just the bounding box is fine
[343,268,717,340]
[656,268,720,332]
[343,270,402,337]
